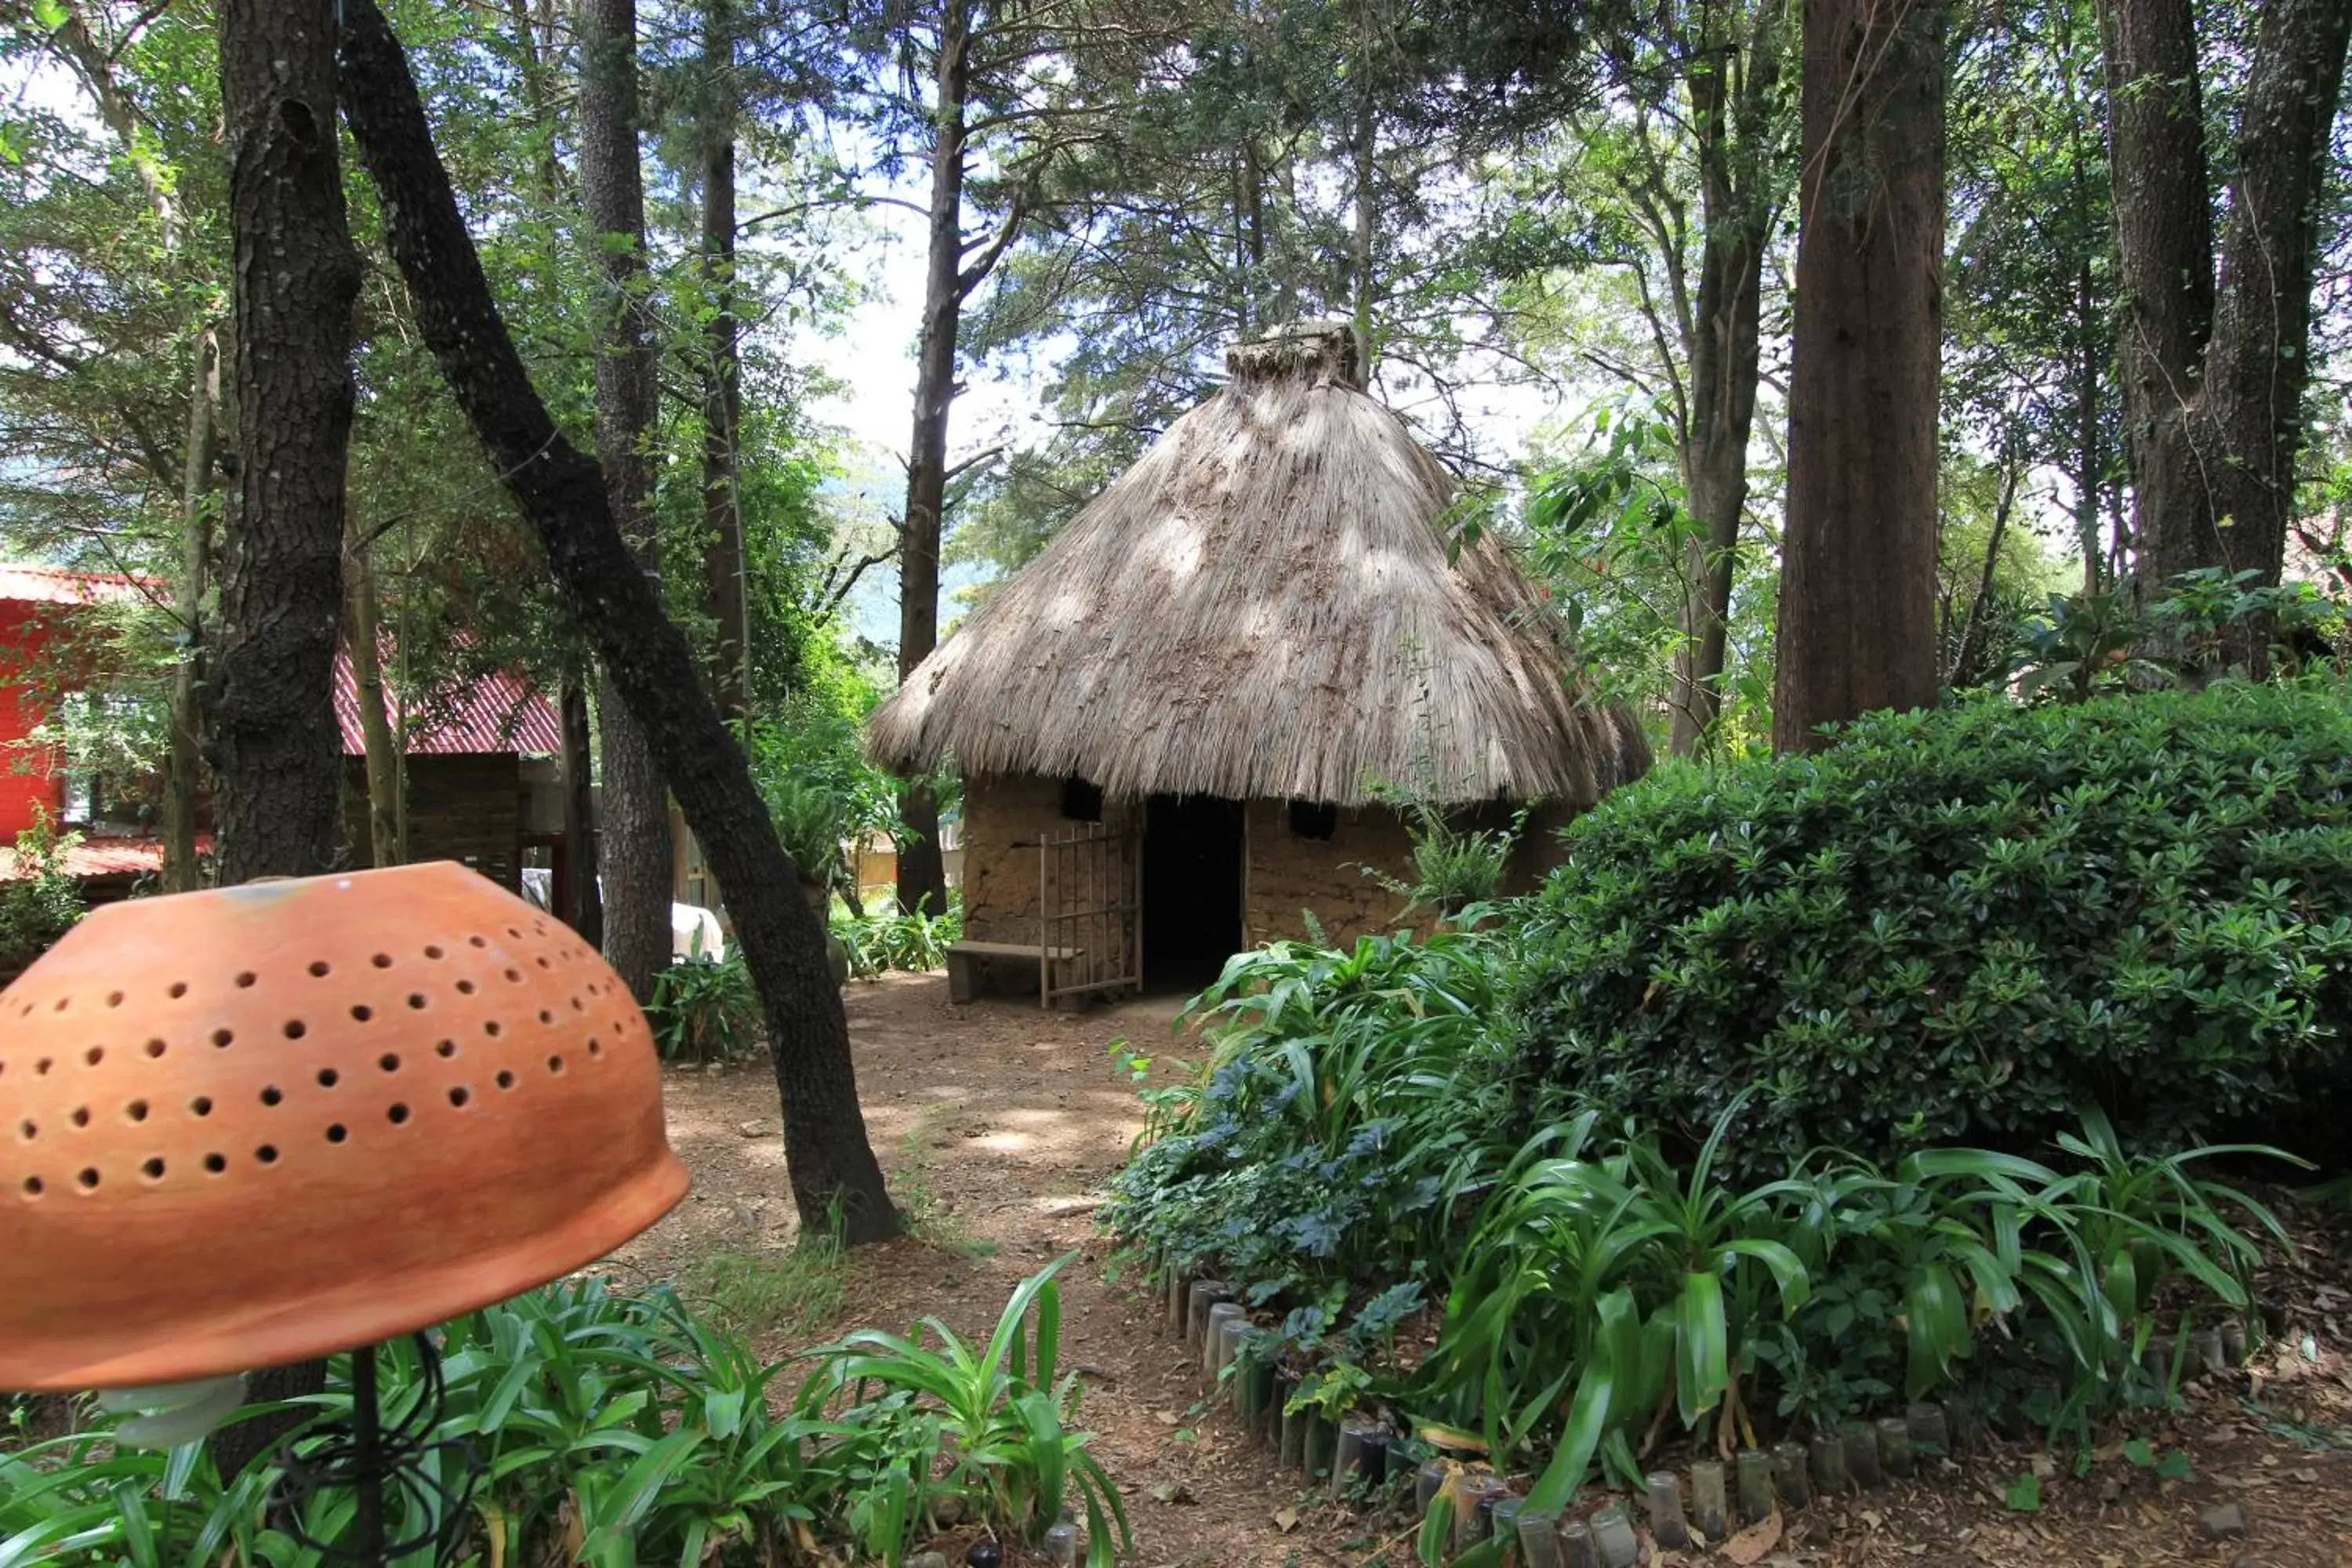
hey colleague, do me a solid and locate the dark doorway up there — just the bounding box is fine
[1143,794,1244,991]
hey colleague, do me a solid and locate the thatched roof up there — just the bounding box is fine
[866,322,1651,808]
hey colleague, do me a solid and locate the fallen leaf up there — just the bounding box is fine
[1149,1481,1195,1505]
[1153,1410,1178,1426]
[1417,1423,1490,1455]
[1723,1508,1783,1566]
[1272,1508,1299,1534]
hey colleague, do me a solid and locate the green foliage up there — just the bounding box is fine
[1357,797,1525,920]
[797,1253,1131,1566]
[0,814,85,974]
[1105,931,1519,1364]
[2006,569,2346,702]
[1420,1102,2292,1504]
[837,900,963,978]
[2,1265,1120,1568]
[761,775,850,891]
[643,949,761,1064]
[680,1243,848,1341]
[1516,681,2352,1167]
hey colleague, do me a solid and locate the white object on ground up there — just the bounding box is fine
[673,902,725,961]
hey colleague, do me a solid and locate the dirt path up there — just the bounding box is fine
[607,973,2352,1568]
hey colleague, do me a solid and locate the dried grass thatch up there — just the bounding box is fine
[867,323,1651,807]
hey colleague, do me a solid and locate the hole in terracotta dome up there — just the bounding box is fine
[318,1069,340,1088]
[83,1047,103,1066]
[76,1167,99,1190]
[587,1037,603,1058]
[309,960,332,978]
[283,1020,307,1040]
[434,1039,456,1058]
[350,1004,374,1023]
[408,993,428,1011]
[506,926,522,940]
[203,1153,226,1174]
[34,1058,53,1075]
[126,1099,149,1122]
[533,921,548,937]
[140,1157,164,1182]
[536,957,551,969]
[387,1103,411,1126]
[571,996,585,1012]
[143,1039,165,1059]
[468,935,488,949]
[484,1020,502,1038]
[256,1144,278,1165]
[71,1108,89,1128]
[260,1087,283,1107]
[424,944,445,960]
[456,979,477,996]
[212,1028,234,1048]
[372,954,392,968]
[495,1069,515,1090]
[191,1096,212,1116]
[22,1176,42,1198]
[234,973,255,989]
[538,1009,554,1025]
[53,997,69,1013]
[16,1119,34,1142]
[448,1086,471,1108]
[546,1054,565,1076]
[379,1053,401,1073]
[504,968,523,984]
[325,1123,348,1144]
[107,991,123,1007]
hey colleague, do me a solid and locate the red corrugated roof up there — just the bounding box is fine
[1,564,561,757]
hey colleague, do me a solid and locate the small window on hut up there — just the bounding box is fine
[1060,776,1103,822]
[1288,800,1338,840]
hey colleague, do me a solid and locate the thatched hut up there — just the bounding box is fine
[868,322,1649,1001]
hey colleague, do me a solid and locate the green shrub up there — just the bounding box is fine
[837,899,962,977]
[644,949,762,1063]
[0,814,85,975]
[1515,681,2352,1167]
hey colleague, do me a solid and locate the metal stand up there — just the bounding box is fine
[274,1334,477,1566]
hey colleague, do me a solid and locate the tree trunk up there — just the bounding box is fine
[344,517,402,867]
[1350,0,1377,376]
[208,0,360,1479]
[561,661,603,944]
[702,0,751,726]
[579,0,673,1003]
[162,328,217,893]
[895,0,971,924]
[2101,0,2349,596]
[1773,0,1944,753]
[1668,10,1780,755]
[337,0,902,1243]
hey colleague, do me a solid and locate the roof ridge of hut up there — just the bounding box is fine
[866,322,1650,808]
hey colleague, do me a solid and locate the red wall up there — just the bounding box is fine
[0,605,64,840]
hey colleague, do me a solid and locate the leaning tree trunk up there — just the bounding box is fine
[894,0,971,923]
[209,0,361,1479]
[560,662,603,943]
[337,0,902,1243]
[344,515,402,867]
[579,0,673,1004]
[1773,0,1944,752]
[162,328,217,892]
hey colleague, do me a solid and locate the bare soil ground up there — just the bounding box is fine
[608,972,2352,1568]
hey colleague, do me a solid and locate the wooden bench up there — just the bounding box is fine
[945,940,1086,1006]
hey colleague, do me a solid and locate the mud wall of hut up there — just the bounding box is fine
[960,774,1141,945]
[1240,800,1415,947]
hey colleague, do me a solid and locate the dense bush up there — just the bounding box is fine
[2,1261,1123,1568]
[1517,681,2352,1167]
[837,899,962,977]
[0,815,85,975]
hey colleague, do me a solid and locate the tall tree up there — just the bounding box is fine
[2101,0,2352,595]
[579,0,673,1001]
[208,0,362,1480]
[700,0,751,727]
[339,0,902,1243]
[1773,0,1946,751]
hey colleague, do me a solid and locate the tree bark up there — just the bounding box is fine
[895,0,972,923]
[702,0,751,726]
[1668,4,1782,755]
[1773,0,1944,753]
[344,517,403,867]
[561,661,603,944]
[579,0,673,1002]
[337,0,902,1243]
[209,0,359,1478]
[163,329,217,892]
[2100,0,2350,593]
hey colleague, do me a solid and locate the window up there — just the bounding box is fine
[1287,800,1338,840]
[1060,776,1103,822]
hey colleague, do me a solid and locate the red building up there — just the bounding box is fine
[0,564,566,898]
